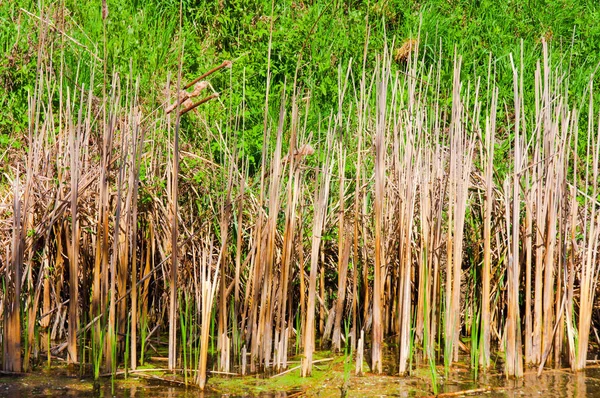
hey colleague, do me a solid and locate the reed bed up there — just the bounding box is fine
[1,21,600,394]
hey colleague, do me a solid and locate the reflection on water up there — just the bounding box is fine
[432,367,600,398]
[1,367,600,397]
[487,369,597,398]
[0,375,296,398]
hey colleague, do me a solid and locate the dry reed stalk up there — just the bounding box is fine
[331,142,348,353]
[524,166,534,365]
[183,60,232,90]
[416,148,430,351]
[351,128,362,352]
[361,152,370,336]
[302,133,333,377]
[261,89,287,369]
[107,79,127,374]
[232,163,251,356]
[372,53,389,375]
[532,59,545,365]
[3,172,23,372]
[427,47,445,361]
[196,237,220,390]
[480,86,497,368]
[573,86,600,370]
[554,104,571,367]
[92,82,111,364]
[217,155,234,372]
[540,40,559,366]
[444,54,474,366]
[505,54,524,377]
[38,79,55,354]
[400,38,425,373]
[319,255,325,339]
[247,223,262,373]
[565,181,578,368]
[234,160,246,318]
[355,25,371,347]
[398,146,418,375]
[331,60,352,353]
[116,81,133,357]
[168,44,185,370]
[298,196,306,348]
[67,87,81,365]
[275,91,301,369]
[103,78,120,373]
[128,86,143,370]
[248,6,275,370]
[23,65,55,370]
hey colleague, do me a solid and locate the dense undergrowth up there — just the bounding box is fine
[1,0,600,394]
[3,0,600,166]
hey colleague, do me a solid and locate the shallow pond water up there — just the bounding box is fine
[2,365,600,397]
[0,373,294,397]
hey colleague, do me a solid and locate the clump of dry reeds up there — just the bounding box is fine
[2,13,600,396]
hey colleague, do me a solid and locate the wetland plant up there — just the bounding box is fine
[1,4,600,396]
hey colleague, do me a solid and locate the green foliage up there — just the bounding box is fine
[3,0,600,169]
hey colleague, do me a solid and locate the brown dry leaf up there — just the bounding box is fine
[394,38,418,62]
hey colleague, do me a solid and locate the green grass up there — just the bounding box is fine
[2,0,600,175]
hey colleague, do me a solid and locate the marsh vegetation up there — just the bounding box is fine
[1,0,600,396]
